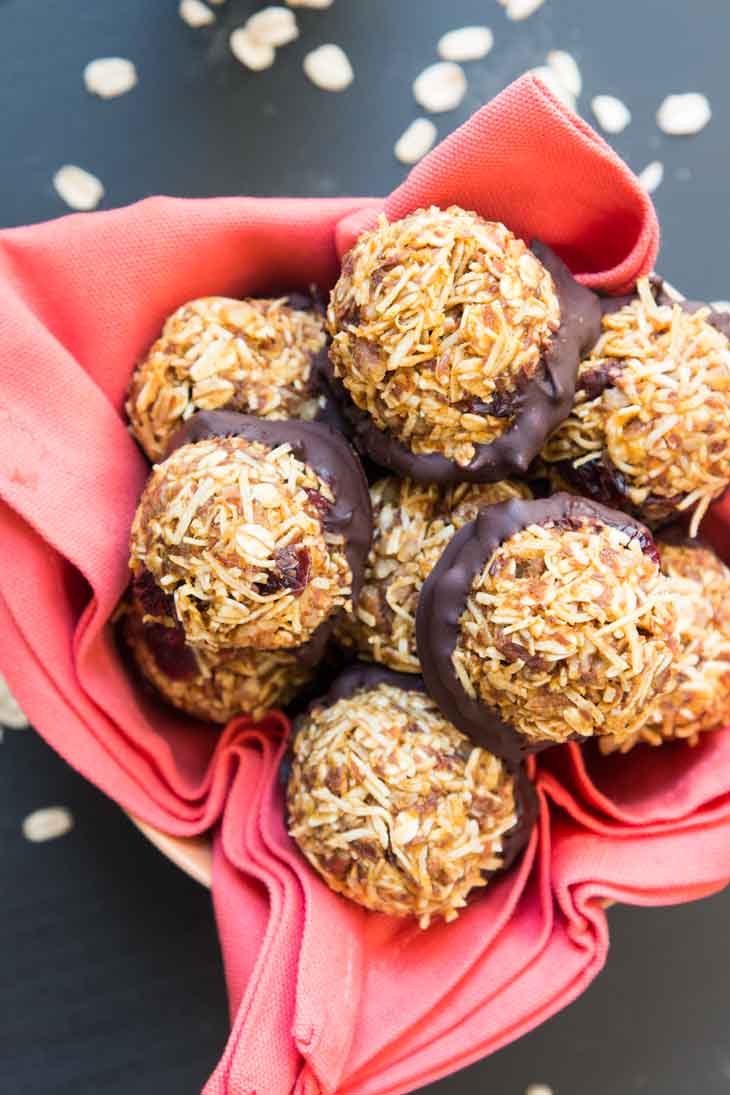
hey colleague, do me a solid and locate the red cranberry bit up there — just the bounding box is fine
[578,361,622,400]
[256,546,312,596]
[304,487,332,520]
[144,622,197,681]
[132,568,176,620]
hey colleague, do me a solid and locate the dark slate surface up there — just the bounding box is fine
[1,1,729,1092]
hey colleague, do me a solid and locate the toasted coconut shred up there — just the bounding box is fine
[122,599,312,722]
[327,206,560,466]
[129,436,351,652]
[542,279,730,535]
[453,519,678,747]
[287,683,518,927]
[336,476,531,671]
[601,541,730,753]
[126,297,325,462]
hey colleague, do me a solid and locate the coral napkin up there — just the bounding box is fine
[1,74,729,1095]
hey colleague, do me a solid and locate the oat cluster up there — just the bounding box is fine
[287,682,518,927]
[601,541,730,753]
[327,206,560,466]
[336,476,531,672]
[453,518,678,747]
[129,436,351,652]
[542,279,730,535]
[127,297,325,461]
[123,599,311,723]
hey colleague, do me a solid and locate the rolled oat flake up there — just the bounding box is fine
[83,56,138,98]
[657,93,711,136]
[303,44,353,91]
[23,807,75,843]
[53,165,105,211]
[413,62,467,113]
[394,118,437,165]
[179,0,216,27]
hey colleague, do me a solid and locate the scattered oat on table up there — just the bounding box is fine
[53,165,105,211]
[413,61,467,113]
[591,94,631,134]
[638,160,664,194]
[22,807,74,843]
[657,93,711,136]
[547,50,581,98]
[394,118,437,165]
[245,6,299,47]
[531,65,576,111]
[525,1085,554,1095]
[437,26,493,63]
[303,44,353,91]
[0,673,29,729]
[501,0,545,20]
[83,57,138,99]
[179,0,215,27]
[230,27,275,71]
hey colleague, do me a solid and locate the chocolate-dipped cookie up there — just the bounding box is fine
[541,277,730,535]
[416,493,678,758]
[129,412,371,658]
[286,664,536,927]
[324,205,601,484]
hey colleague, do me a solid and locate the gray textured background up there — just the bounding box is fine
[1,1,729,1093]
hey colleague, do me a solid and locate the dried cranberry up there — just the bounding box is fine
[578,362,622,400]
[467,388,522,419]
[256,547,311,596]
[144,622,197,681]
[557,457,628,513]
[304,488,332,520]
[132,568,176,620]
[495,634,547,671]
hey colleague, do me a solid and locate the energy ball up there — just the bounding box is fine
[541,277,730,536]
[129,413,371,654]
[601,538,730,753]
[287,666,535,927]
[335,476,531,672]
[417,494,678,757]
[325,205,600,483]
[122,597,312,723]
[127,295,326,461]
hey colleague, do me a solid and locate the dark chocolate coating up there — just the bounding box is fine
[293,661,536,876]
[491,765,537,876]
[559,278,730,526]
[323,241,601,484]
[167,411,372,614]
[310,661,426,708]
[284,287,324,313]
[416,493,658,759]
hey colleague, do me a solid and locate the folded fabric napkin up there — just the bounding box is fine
[1,75,729,1095]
